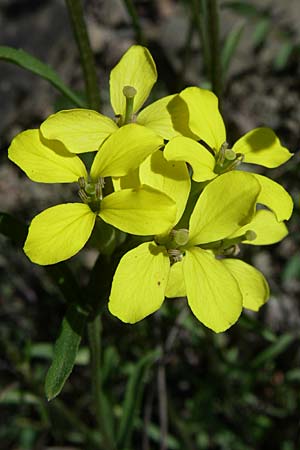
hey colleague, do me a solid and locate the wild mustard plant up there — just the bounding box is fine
[8,45,293,331]
[2,0,295,441]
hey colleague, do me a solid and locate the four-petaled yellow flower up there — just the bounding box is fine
[108,172,287,332]
[37,45,179,155]
[8,125,176,265]
[164,87,293,222]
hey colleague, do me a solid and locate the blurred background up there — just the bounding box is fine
[1,0,300,449]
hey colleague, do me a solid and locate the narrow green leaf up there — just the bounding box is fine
[252,17,271,47]
[251,333,296,369]
[239,315,277,343]
[45,303,88,400]
[221,23,245,77]
[273,41,294,71]
[117,349,161,448]
[0,46,86,107]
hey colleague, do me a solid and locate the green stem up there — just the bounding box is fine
[123,0,145,44]
[87,315,115,450]
[206,0,222,100]
[190,0,210,82]
[65,0,101,110]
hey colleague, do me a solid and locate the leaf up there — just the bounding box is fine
[273,41,294,71]
[252,17,271,48]
[45,303,88,400]
[251,333,296,369]
[117,349,161,448]
[29,343,89,365]
[0,46,86,107]
[221,23,245,77]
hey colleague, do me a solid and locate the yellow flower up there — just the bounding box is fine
[164,87,293,222]
[38,45,179,154]
[8,126,176,265]
[108,171,277,332]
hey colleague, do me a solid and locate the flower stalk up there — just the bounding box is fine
[206,0,222,99]
[65,0,101,110]
[87,315,116,450]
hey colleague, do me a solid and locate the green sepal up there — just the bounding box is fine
[45,303,88,400]
[0,46,86,107]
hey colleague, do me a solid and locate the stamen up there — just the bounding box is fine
[167,248,183,264]
[77,176,104,213]
[78,176,86,189]
[95,177,105,200]
[78,189,89,204]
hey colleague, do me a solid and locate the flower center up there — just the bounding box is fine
[78,176,105,213]
[214,142,244,174]
[156,228,189,265]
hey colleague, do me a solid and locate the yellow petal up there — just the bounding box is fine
[112,168,141,191]
[90,124,163,179]
[189,172,260,245]
[167,87,226,151]
[40,109,118,153]
[8,129,87,183]
[165,260,186,297]
[183,248,242,332]
[137,94,180,139]
[233,127,293,168]
[139,151,191,224]
[99,185,176,235]
[222,258,269,311]
[110,45,157,117]
[229,209,288,245]
[109,242,170,323]
[164,136,216,182]
[24,203,95,265]
[253,174,293,221]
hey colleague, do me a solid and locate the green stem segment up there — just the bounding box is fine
[191,0,222,100]
[206,0,222,99]
[123,0,145,44]
[65,0,101,110]
[87,315,115,450]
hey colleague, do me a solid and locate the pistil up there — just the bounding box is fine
[123,85,137,125]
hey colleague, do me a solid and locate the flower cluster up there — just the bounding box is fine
[8,45,293,332]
